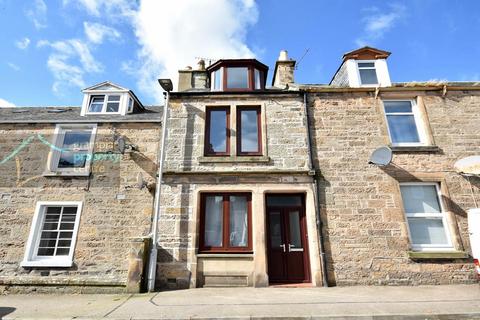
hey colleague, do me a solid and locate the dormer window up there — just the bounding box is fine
[208,59,268,92]
[357,61,378,85]
[87,95,121,113]
[80,81,144,116]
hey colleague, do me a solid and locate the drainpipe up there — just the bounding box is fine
[147,90,170,292]
[303,92,329,287]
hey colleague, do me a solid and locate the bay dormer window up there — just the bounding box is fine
[208,59,268,92]
[80,81,144,116]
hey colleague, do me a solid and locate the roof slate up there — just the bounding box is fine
[0,106,162,123]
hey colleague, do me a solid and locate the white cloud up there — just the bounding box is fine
[130,0,258,101]
[7,62,20,71]
[355,4,406,47]
[15,38,31,50]
[62,0,258,103]
[84,22,121,44]
[26,0,47,29]
[0,98,17,108]
[38,39,103,94]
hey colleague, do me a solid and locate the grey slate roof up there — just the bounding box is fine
[0,106,162,123]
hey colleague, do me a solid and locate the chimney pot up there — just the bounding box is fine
[197,59,206,71]
[278,50,289,61]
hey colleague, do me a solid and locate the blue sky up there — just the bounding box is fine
[0,0,479,107]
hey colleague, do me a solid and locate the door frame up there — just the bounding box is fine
[265,193,311,284]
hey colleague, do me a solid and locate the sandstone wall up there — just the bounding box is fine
[0,122,160,293]
[309,90,480,285]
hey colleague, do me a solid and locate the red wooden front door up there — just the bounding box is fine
[266,196,310,283]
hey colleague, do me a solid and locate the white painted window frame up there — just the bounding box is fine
[356,60,379,87]
[383,99,428,147]
[22,201,83,267]
[85,93,124,115]
[400,182,454,252]
[211,68,224,91]
[46,124,97,176]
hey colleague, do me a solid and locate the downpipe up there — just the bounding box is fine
[303,92,329,287]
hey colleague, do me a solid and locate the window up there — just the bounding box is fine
[226,67,249,89]
[87,94,121,113]
[199,193,252,252]
[237,106,262,155]
[22,201,83,267]
[357,61,378,85]
[127,97,134,113]
[48,124,96,175]
[205,107,230,156]
[208,60,266,92]
[384,100,425,145]
[399,183,453,251]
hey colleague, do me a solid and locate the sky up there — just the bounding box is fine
[0,0,479,108]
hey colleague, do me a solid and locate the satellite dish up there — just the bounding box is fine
[454,155,480,175]
[369,146,393,166]
[116,136,126,154]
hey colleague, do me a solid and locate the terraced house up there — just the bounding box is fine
[0,47,479,293]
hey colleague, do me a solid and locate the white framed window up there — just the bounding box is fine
[47,124,97,176]
[86,94,122,114]
[357,61,378,85]
[211,68,223,91]
[383,100,427,146]
[22,201,83,267]
[127,97,134,113]
[399,183,454,252]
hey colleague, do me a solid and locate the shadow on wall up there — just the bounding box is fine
[0,307,16,318]
[156,183,192,290]
[182,103,204,172]
[380,164,469,218]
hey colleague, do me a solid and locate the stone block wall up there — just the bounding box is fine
[0,122,160,293]
[308,90,480,285]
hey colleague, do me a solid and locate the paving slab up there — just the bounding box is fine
[0,285,479,319]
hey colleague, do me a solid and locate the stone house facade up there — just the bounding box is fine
[0,83,162,293]
[0,47,478,293]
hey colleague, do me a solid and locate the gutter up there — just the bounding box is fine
[302,92,329,287]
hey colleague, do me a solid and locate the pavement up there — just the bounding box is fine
[1,285,480,319]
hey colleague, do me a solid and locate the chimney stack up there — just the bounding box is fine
[272,50,296,89]
[177,59,208,91]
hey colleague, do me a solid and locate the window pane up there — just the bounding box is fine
[88,96,104,112]
[266,195,302,207]
[254,69,261,89]
[204,196,223,247]
[289,211,302,249]
[269,211,282,248]
[58,151,88,168]
[407,217,448,245]
[359,68,378,85]
[229,196,248,247]
[400,185,441,214]
[240,109,259,152]
[227,67,249,89]
[63,131,91,150]
[106,102,119,112]
[108,95,120,102]
[358,62,375,68]
[387,115,420,143]
[36,206,78,257]
[207,109,228,153]
[213,69,222,90]
[384,101,413,113]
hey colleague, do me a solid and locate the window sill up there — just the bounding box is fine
[21,260,74,268]
[197,253,253,258]
[43,171,90,177]
[198,156,270,163]
[390,145,441,153]
[408,251,469,260]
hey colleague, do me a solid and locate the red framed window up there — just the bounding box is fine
[199,193,252,253]
[237,106,262,155]
[204,106,230,156]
